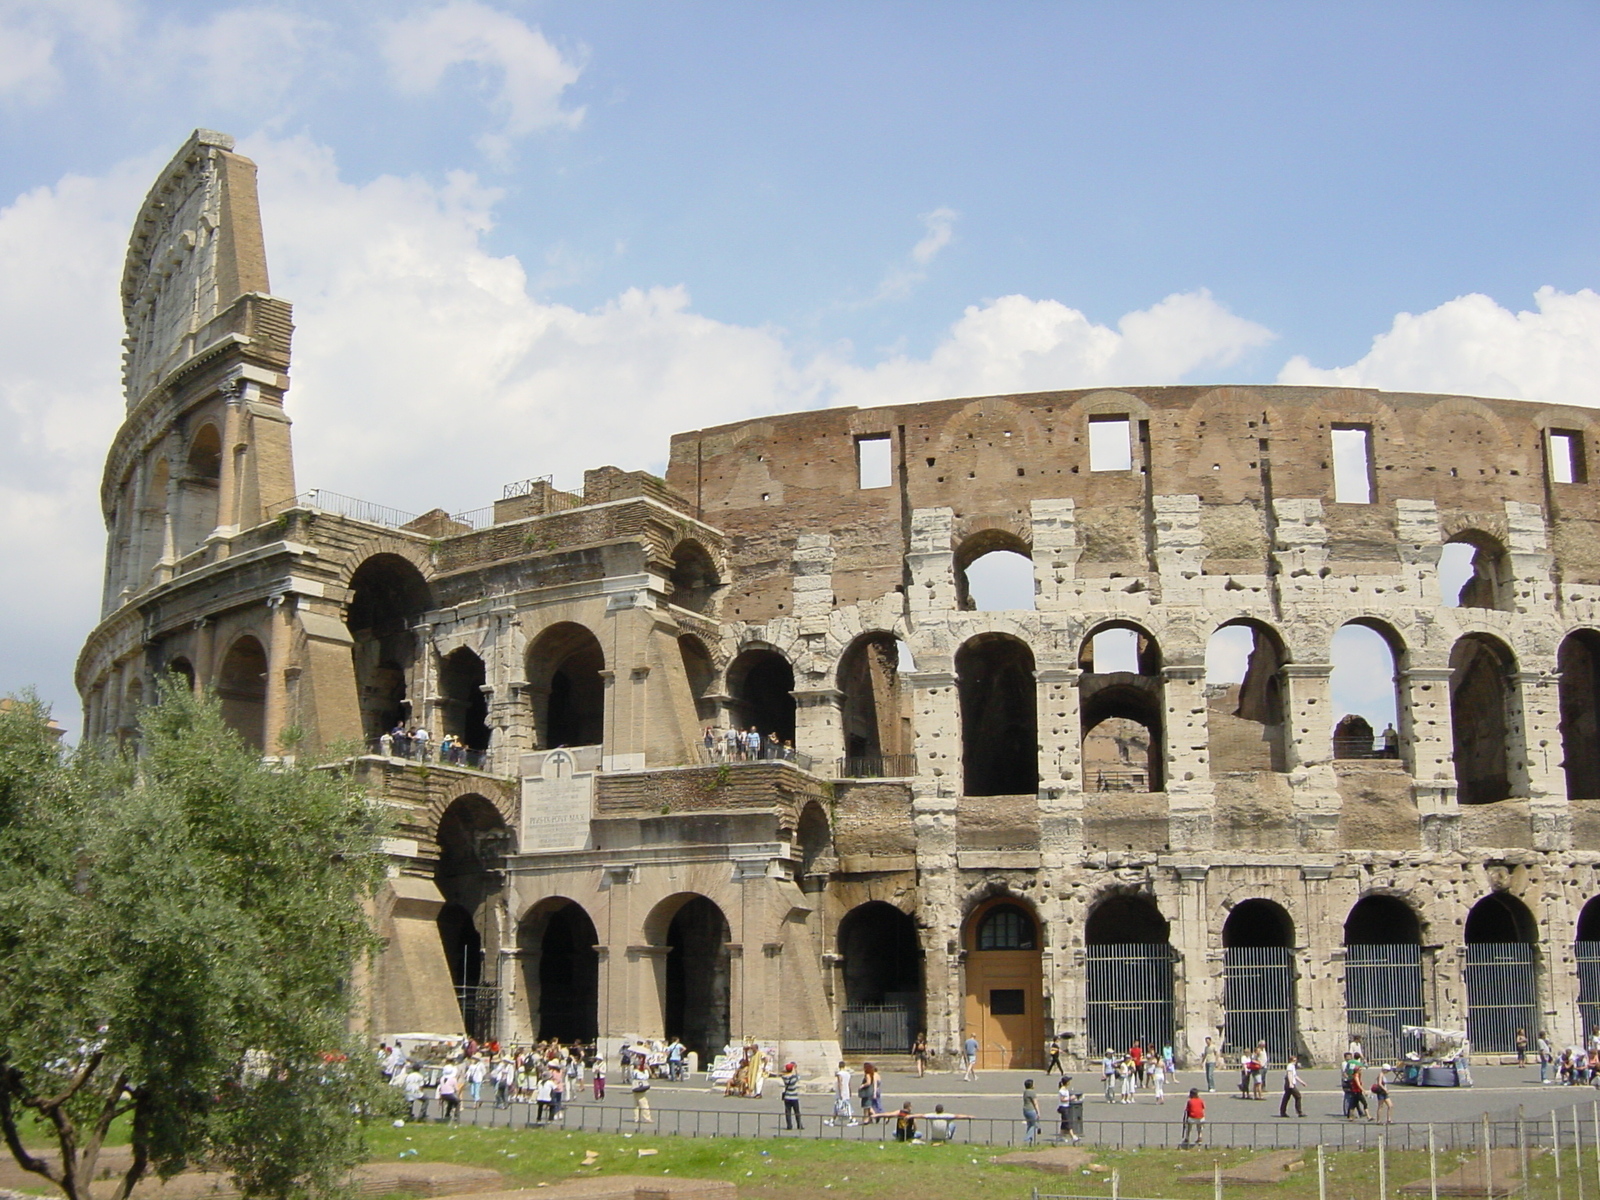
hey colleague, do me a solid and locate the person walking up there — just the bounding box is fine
[1101,1051,1117,1102]
[1371,1062,1394,1123]
[1539,1031,1554,1084]
[402,1063,427,1123]
[1021,1078,1040,1146]
[859,1062,881,1121]
[1044,1036,1064,1078]
[827,1060,856,1126]
[592,1056,606,1100]
[1117,1055,1137,1103]
[1181,1088,1205,1148]
[1251,1041,1269,1100]
[466,1055,487,1108]
[1056,1076,1080,1144]
[962,1033,979,1081]
[780,1062,804,1130]
[1515,1027,1529,1066]
[437,1063,461,1124]
[1150,1057,1166,1104]
[912,1031,928,1078]
[630,1063,653,1125]
[1201,1037,1219,1093]
[1278,1055,1304,1117]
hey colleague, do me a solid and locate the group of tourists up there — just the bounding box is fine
[1097,1039,1177,1104]
[379,1037,602,1124]
[702,725,798,762]
[377,724,480,766]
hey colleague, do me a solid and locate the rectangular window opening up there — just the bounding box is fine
[1551,430,1587,485]
[856,434,892,489]
[989,988,1026,1015]
[1331,425,1373,504]
[1088,415,1132,472]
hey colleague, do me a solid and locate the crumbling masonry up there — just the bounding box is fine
[79,130,1600,1072]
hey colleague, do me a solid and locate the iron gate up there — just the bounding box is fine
[1223,946,1296,1062]
[841,1004,916,1054]
[1579,941,1600,1041]
[1463,942,1537,1054]
[457,984,499,1043]
[1344,943,1424,1061]
[1085,943,1175,1057]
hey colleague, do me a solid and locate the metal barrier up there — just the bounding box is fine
[1464,941,1538,1053]
[836,754,918,779]
[841,1004,915,1054]
[692,743,816,772]
[1344,942,1425,1062]
[366,738,490,771]
[267,489,420,529]
[1579,939,1600,1039]
[1091,770,1149,793]
[1085,943,1175,1060]
[1222,946,1296,1064]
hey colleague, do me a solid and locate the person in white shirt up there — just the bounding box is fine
[828,1061,856,1125]
[466,1056,488,1107]
[402,1065,427,1122]
[1278,1055,1304,1117]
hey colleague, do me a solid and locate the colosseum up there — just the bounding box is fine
[78,129,1600,1073]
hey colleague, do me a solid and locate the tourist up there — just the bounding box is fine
[436,1062,460,1123]
[1021,1078,1040,1145]
[1251,1041,1269,1099]
[1371,1062,1393,1123]
[1238,1049,1256,1099]
[1056,1076,1080,1144]
[1129,1040,1145,1086]
[466,1055,487,1108]
[1044,1035,1064,1078]
[912,1031,928,1078]
[1278,1055,1304,1118]
[765,731,781,759]
[1181,1088,1205,1148]
[859,1061,881,1120]
[549,1059,566,1122]
[412,726,430,761]
[703,726,716,760]
[667,1036,685,1081]
[893,1102,916,1142]
[1515,1027,1529,1066]
[962,1033,980,1082]
[781,1062,803,1130]
[1101,1051,1117,1102]
[1343,1055,1368,1120]
[1201,1037,1219,1093]
[402,1062,427,1122]
[745,726,761,761]
[534,1073,553,1124]
[827,1060,856,1126]
[926,1104,956,1144]
[1539,1031,1554,1084]
[592,1056,606,1100]
[1117,1055,1136,1103]
[1150,1056,1166,1104]
[724,726,739,761]
[630,1062,653,1125]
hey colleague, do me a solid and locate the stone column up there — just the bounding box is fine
[1400,666,1460,851]
[1280,663,1342,850]
[792,686,843,775]
[263,594,293,756]
[1515,669,1570,849]
[1036,666,1083,857]
[1166,864,1218,1063]
[1298,864,1340,1064]
[1162,664,1214,850]
[214,383,246,540]
[907,670,962,790]
[906,507,956,620]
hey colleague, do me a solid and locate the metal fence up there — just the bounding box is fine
[455,984,498,1043]
[837,754,918,779]
[1091,770,1149,793]
[1464,941,1538,1054]
[1085,943,1175,1059]
[1578,940,1600,1040]
[1222,946,1295,1063]
[1344,942,1425,1062]
[841,1004,916,1055]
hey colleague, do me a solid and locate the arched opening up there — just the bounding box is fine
[438,647,491,754]
[1222,899,1297,1062]
[963,898,1044,1068]
[1080,625,1163,793]
[1343,896,1425,1061]
[164,656,196,693]
[346,555,432,742]
[1559,631,1600,799]
[434,794,509,1041]
[178,423,221,555]
[120,677,144,747]
[656,895,731,1063]
[667,539,720,615]
[838,633,911,776]
[1439,532,1511,611]
[526,623,606,749]
[1463,892,1538,1054]
[216,635,267,750]
[1450,634,1516,805]
[1085,895,1175,1059]
[1331,622,1403,762]
[678,635,716,724]
[838,902,923,1055]
[726,647,795,749]
[795,800,832,876]
[1205,621,1288,773]
[1577,897,1600,1041]
[518,900,600,1044]
[956,530,1035,612]
[957,634,1038,796]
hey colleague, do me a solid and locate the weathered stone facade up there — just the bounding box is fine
[79,132,1600,1074]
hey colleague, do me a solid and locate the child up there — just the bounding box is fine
[1181,1088,1205,1147]
[592,1056,606,1100]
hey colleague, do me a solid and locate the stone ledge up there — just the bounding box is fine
[957,850,1043,869]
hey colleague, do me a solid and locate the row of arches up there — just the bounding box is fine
[106,421,225,606]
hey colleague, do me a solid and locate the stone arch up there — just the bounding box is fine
[678,633,717,723]
[1084,891,1175,1060]
[1343,894,1426,1060]
[795,799,832,876]
[178,422,221,555]
[1559,629,1600,799]
[837,630,909,772]
[1221,898,1299,1061]
[425,777,518,837]
[667,538,722,615]
[1079,621,1163,793]
[956,632,1038,797]
[438,646,490,752]
[1579,895,1600,1040]
[726,644,795,747]
[1449,633,1517,804]
[345,552,434,741]
[837,901,923,1054]
[1463,891,1539,1054]
[216,633,267,750]
[518,897,599,1043]
[525,621,606,749]
[962,894,1044,1069]
[1439,529,1513,611]
[1206,618,1288,772]
[1331,618,1406,764]
[644,893,732,1061]
[953,527,1034,612]
[164,655,196,693]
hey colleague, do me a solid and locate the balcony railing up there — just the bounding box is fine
[1091,769,1150,792]
[367,736,490,771]
[691,743,815,772]
[836,753,918,779]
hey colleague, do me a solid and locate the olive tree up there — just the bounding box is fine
[0,685,387,1200]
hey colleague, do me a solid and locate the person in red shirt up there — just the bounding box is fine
[1181,1088,1205,1147]
[1129,1041,1145,1087]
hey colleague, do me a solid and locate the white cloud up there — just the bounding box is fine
[0,14,56,99]
[1278,287,1600,407]
[161,6,330,111]
[382,1,584,161]
[872,205,958,301]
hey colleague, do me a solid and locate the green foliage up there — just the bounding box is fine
[0,682,388,1200]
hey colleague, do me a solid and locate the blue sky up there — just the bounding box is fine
[2,1,1598,729]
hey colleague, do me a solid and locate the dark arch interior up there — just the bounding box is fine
[664,897,731,1061]
[1086,895,1170,945]
[728,649,795,744]
[538,904,599,1042]
[528,624,605,748]
[1081,683,1165,792]
[433,795,507,1040]
[165,656,196,692]
[839,634,906,766]
[217,635,267,750]
[1333,714,1376,759]
[186,423,222,478]
[678,635,715,722]
[957,635,1039,796]
[347,555,432,740]
[1579,896,1600,943]
[668,541,720,614]
[1560,631,1600,800]
[1344,896,1421,945]
[437,902,482,990]
[975,902,1038,951]
[796,801,831,875]
[1450,635,1513,805]
[1465,893,1536,944]
[839,902,922,1006]
[439,647,491,751]
[1222,899,1294,949]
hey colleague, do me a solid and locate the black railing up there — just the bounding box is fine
[837,754,918,778]
[1092,769,1149,792]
